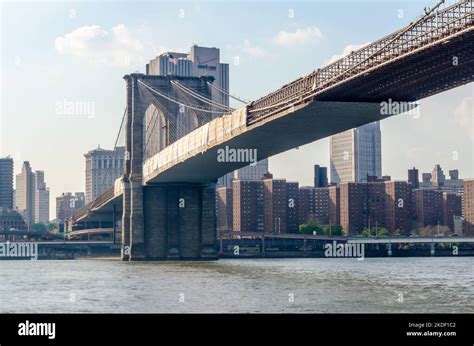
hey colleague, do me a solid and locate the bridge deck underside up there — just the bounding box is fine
[75,195,122,224]
[146,101,385,184]
[316,29,474,102]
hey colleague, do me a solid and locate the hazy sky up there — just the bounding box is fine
[1,0,473,220]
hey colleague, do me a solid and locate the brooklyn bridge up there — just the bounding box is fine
[68,0,474,260]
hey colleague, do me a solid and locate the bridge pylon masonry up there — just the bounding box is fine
[143,183,218,260]
[121,73,218,261]
[121,182,218,261]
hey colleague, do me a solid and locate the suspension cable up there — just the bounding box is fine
[171,80,234,111]
[206,81,250,104]
[138,80,228,114]
[172,80,234,111]
[88,106,127,211]
[143,84,213,158]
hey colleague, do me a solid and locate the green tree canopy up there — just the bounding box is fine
[324,224,343,236]
[299,221,324,235]
[377,228,389,237]
[361,228,371,237]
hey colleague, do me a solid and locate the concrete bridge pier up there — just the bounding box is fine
[143,183,218,260]
[121,179,146,261]
[121,178,131,261]
[129,180,146,260]
[121,73,147,261]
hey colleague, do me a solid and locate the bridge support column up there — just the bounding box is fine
[121,179,131,261]
[143,183,218,260]
[144,185,168,259]
[201,184,218,259]
[129,180,145,260]
[122,73,146,261]
[387,243,392,256]
[430,242,435,256]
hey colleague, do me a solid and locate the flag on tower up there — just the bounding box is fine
[168,54,178,65]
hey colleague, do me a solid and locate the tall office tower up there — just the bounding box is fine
[419,172,432,188]
[422,173,431,183]
[413,189,443,228]
[408,167,419,189]
[330,121,381,184]
[147,45,229,108]
[0,157,14,209]
[15,161,33,224]
[84,146,125,203]
[463,179,474,235]
[314,165,328,188]
[216,187,233,233]
[32,171,50,223]
[232,180,264,232]
[328,186,340,226]
[431,164,446,188]
[56,192,86,222]
[449,169,459,180]
[15,161,50,225]
[442,191,462,232]
[444,169,463,192]
[384,181,412,233]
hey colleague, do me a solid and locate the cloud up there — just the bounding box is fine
[453,96,473,142]
[55,25,144,66]
[327,42,370,64]
[242,40,266,58]
[273,26,323,46]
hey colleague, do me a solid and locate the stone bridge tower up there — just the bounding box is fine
[122,73,219,260]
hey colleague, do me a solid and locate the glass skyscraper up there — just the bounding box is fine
[330,121,382,184]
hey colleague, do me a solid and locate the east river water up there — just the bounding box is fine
[1,257,472,313]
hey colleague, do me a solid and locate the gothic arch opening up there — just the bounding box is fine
[143,103,167,160]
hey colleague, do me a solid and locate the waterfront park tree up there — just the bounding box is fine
[299,222,343,236]
[377,228,389,237]
[323,224,343,236]
[361,227,389,237]
[361,228,371,237]
[299,221,323,235]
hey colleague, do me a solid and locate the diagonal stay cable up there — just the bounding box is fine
[206,81,250,104]
[138,80,228,114]
[171,80,235,111]
[88,106,127,212]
